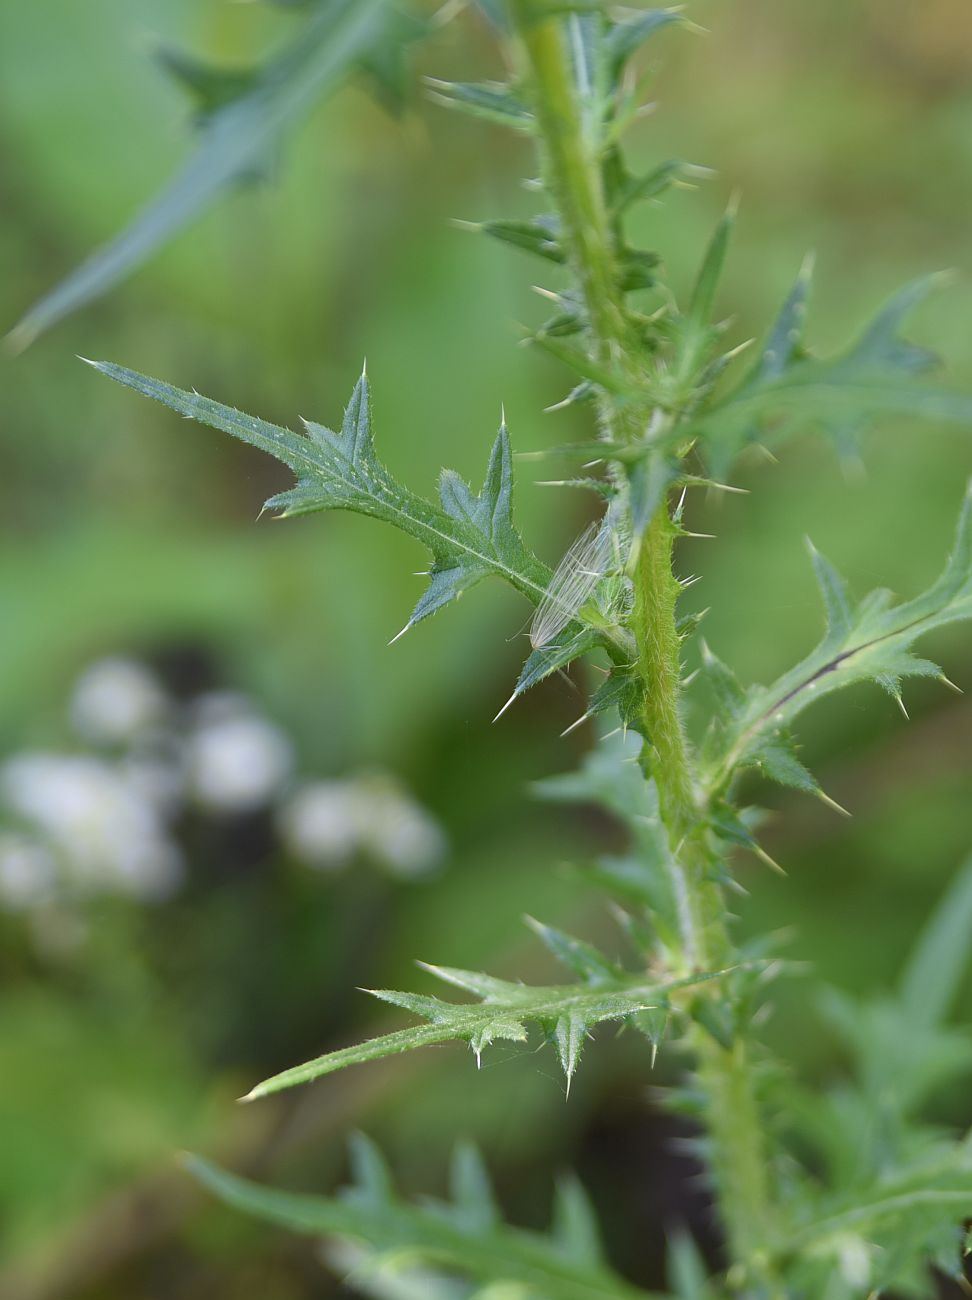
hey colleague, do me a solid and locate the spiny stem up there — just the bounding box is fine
[510,5,631,362]
[509,4,782,1289]
[631,510,696,831]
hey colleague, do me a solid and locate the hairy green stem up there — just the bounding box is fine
[511,6,631,359]
[509,4,782,1290]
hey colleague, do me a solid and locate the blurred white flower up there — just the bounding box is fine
[278,781,359,871]
[120,737,185,817]
[359,779,447,878]
[186,693,294,814]
[279,773,446,879]
[70,658,169,745]
[0,752,183,903]
[0,833,57,910]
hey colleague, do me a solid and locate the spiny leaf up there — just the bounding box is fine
[347,1131,396,1206]
[628,452,680,541]
[815,987,972,1125]
[702,483,972,799]
[698,643,826,802]
[899,852,972,1030]
[526,917,624,985]
[534,730,652,823]
[449,1143,499,1234]
[9,0,396,349]
[667,1233,716,1299]
[611,160,711,216]
[155,47,257,125]
[242,960,734,1099]
[470,217,565,264]
[89,361,553,634]
[535,735,683,944]
[552,1176,606,1267]
[604,9,684,83]
[751,739,819,796]
[750,253,813,386]
[425,78,534,130]
[688,270,972,475]
[497,631,569,706]
[685,200,735,341]
[358,7,431,113]
[496,512,634,718]
[186,1150,659,1300]
[530,333,643,397]
[584,669,642,729]
[787,1154,972,1254]
[619,247,661,292]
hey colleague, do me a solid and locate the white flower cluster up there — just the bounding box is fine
[279,773,446,878]
[0,657,446,914]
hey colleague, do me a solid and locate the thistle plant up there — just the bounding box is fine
[27,2,972,1296]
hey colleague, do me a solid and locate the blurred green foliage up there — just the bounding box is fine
[1,1,971,1296]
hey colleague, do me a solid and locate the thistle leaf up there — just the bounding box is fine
[186,1148,659,1300]
[9,0,397,348]
[611,160,708,216]
[526,917,625,984]
[702,484,972,798]
[155,48,257,125]
[604,10,684,83]
[518,621,600,688]
[789,1154,972,1255]
[426,79,534,130]
[347,1131,396,1206]
[899,853,972,1029]
[89,361,553,633]
[449,1143,499,1233]
[242,960,734,1099]
[689,271,972,475]
[628,453,680,540]
[357,7,430,113]
[685,202,735,339]
[667,1233,716,1299]
[475,216,565,264]
[536,735,683,944]
[553,1175,607,1267]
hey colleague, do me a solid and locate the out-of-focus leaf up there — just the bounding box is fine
[667,1233,716,1299]
[474,216,566,265]
[186,1141,660,1300]
[787,1151,972,1256]
[689,272,972,475]
[9,0,395,347]
[536,734,689,950]
[899,853,972,1029]
[358,7,430,112]
[552,1175,607,1267]
[426,78,534,130]
[603,10,683,83]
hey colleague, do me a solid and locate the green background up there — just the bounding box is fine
[1,1,971,1295]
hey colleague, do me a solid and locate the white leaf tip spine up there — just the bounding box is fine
[493,691,519,723]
